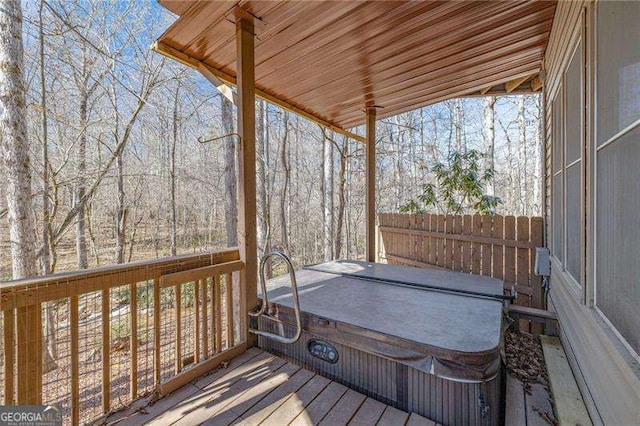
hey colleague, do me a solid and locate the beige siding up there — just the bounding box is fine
[544,0,585,247]
[543,2,640,424]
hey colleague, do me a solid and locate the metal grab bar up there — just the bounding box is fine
[248,250,302,344]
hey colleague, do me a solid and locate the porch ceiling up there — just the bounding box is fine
[156,0,556,131]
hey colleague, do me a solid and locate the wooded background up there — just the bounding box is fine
[0,1,543,280]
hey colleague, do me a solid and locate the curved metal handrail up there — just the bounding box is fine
[248,250,302,344]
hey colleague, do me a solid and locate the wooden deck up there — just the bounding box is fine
[505,374,555,426]
[107,347,437,426]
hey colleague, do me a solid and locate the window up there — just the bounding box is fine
[565,41,583,284]
[550,40,583,288]
[595,1,640,355]
[551,89,564,263]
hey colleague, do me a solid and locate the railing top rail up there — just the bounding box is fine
[0,247,240,291]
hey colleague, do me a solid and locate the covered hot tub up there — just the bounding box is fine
[255,260,506,425]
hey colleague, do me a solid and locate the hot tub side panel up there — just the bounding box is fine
[258,319,502,426]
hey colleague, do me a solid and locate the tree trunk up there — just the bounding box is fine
[0,0,38,279]
[257,101,267,256]
[334,137,347,258]
[38,0,58,373]
[75,63,88,269]
[533,96,542,215]
[169,83,179,256]
[261,103,273,278]
[115,151,126,263]
[279,112,290,252]
[322,137,333,261]
[453,99,461,153]
[222,96,238,247]
[517,96,527,215]
[483,96,496,196]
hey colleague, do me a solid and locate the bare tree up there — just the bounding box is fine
[169,82,180,256]
[0,0,38,279]
[517,95,527,215]
[222,96,237,247]
[483,96,496,196]
[279,111,290,252]
[321,133,334,261]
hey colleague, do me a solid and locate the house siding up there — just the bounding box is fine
[543,1,640,424]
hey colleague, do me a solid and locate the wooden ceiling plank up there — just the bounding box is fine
[258,1,521,92]
[376,67,540,124]
[310,40,546,117]
[340,64,540,127]
[261,1,549,86]
[152,42,365,144]
[290,22,551,114]
[282,6,555,102]
[322,49,544,123]
[314,51,540,123]
[345,55,541,115]
[185,3,283,64]
[210,1,364,71]
[160,1,236,46]
[254,1,471,80]
[338,61,541,127]
[204,1,312,71]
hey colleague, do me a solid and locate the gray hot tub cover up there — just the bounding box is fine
[261,260,504,382]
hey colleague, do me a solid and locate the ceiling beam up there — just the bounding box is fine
[480,86,492,95]
[530,75,542,91]
[197,64,237,105]
[152,41,366,144]
[505,74,532,93]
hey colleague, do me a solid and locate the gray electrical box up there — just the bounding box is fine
[534,247,551,276]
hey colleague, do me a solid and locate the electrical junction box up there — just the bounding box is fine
[534,247,551,276]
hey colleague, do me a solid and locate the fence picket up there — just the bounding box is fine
[481,216,492,276]
[516,217,530,302]
[493,216,504,281]
[504,216,517,294]
[462,215,473,274]
[471,216,482,275]
[445,215,454,270]
[428,214,437,266]
[453,216,463,272]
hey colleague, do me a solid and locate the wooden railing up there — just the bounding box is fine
[0,248,245,425]
[378,213,544,309]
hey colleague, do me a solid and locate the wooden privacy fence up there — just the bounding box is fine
[0,249,246,425]
[378,213,544,309]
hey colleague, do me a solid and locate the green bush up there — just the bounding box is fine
[400,150,502,216]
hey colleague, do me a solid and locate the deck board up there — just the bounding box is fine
[406,412,437,426]
[317,389,366,426]
[290,381,349,425]
[378,406,410,425]
[105,348,438,426]
[348,397,387,425]
[260,374,331,426]
[505,374,527,426]
[239,368,316,425]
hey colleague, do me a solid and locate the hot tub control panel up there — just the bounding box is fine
[308,339,339,364]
